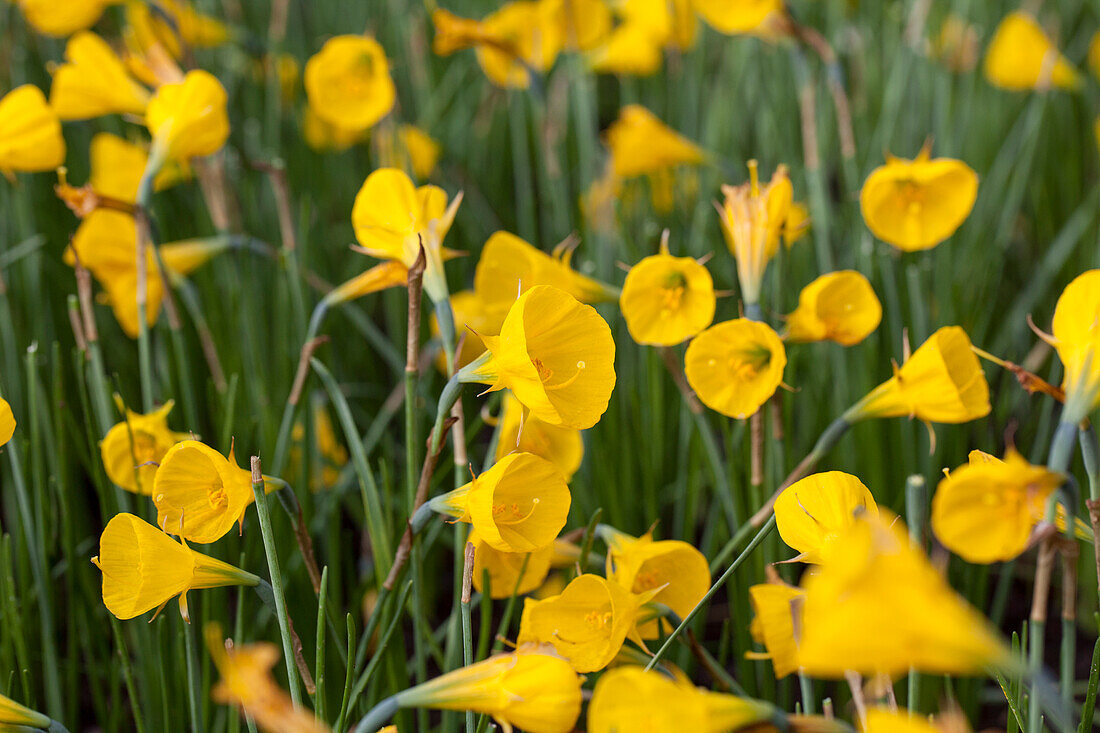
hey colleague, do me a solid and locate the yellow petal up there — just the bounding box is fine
[0,397,15,448]
[620,250,716,346]
[49,31,150,120]
[0,84,66,173]
[146,70,230,161]
[684,318,786,419]
[605,104,704,178]
[984,12,1082,91]
[774,471,878,564]
[785,270,882,346]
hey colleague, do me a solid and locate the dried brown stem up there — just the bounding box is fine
[289,336,330,407]
[750,410,764,488]
[1088,499,1100,598]
[1031,539,1057,625]
[461,542,475,605]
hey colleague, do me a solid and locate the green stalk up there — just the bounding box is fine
[249,457,302,707]
[182,615,201,733]
[905,474,927,713]
[314,567,329,721]
[461,542,475,733]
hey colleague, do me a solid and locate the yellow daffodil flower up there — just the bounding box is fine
[517,574,657,671]
[101,399,190,494]
[304,35,395,133]
[85,132,186,205]
[302,106,365,152]
[588,22,665,75]
[460,285,617,430]
[145,69,230,162]
[718,161,792,304]
[1044,270,1100,424]
[93,513,260,621]
[0,84,66,175]
[496,391,584,481]
[601,526,710,638]
[0,397,14,447]
[984,11,1081,91]
[351,167,461,305]
[49,31,150,120]
[429,452,571,553]
[774,471,879,563]
[380,124,441,180]
[860,146,978,252]
[469,528,555,598]
[863,708,967,733]
[693,0,786,37]
[153,439,269,544]
[0,691,51,729]
[785,270,882,346]
[605,105,705,179]
[798,511,1012,677]
[784,200,811,246]
[549,0,613,52]
[685,318,786,419]
[931,449,1065,563]
[620,240,716,346]
[18,0,114,37]
[126,0,229,59]
[844,326,990,424]
[394,646,583,733]
[748,580,804,678]
[432,289,495,372]
[205,624,329,733]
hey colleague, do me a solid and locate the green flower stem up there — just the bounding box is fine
[353,695,401,733]
[646,516,777,671]
[249,456,302,707]
[905,474,927,713]
[342,580,414,731]
[181,615,201,733]
[271,297,332,478]
[313,567,328,720]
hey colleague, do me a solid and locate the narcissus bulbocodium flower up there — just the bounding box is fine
[85,132,186,204]
[605,105,705,179]
[17,0,114,37]
[693,0,787,37]
[460,285,617,430]
[496,391,584,481]
[844,326,990,425]
[432,3,563,89]
[862,708,946,733]
[153,439,274,544]
[684,318,786,419]
[374,123,442,181]
[798,511,1013,677]
[748,580,805,678]
[101,399,189,494]
[66,209,226,337]
[469,527,555,598]
[1041,270,1100,425]
[785,270,882,346]
[351,167,462,305]
[145,70,230,163]
[983,11,1081,91]
[126,0,230,59]
[205,624,329,733]
[395,646,583,733]
[620,240,716,346]
[473,231,618,329]
[517,573,659,672]
[0,85,66,175]
[0,691,51,729]
[931,449,1065,564]
[93,513,260,621]
[49,31,150,120]
[304,35,395,133]
[600,525,710,639]
[587,0,694,76]
[0,397,14,447]
[428,452,571,553]
[859,146,978,252]
[718,160,792,304]
[587,665,776,732]
[774,471,879,564]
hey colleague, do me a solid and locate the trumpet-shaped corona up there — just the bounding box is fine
[0,397,14,447]
[496,391,584,482]
[774,471,879,564]
[18,0,112,37]
[0,85,66,174]
[145,70,230,161]
[0,691,51,729]
[785,271,882,346]
[620,243,716,346]
[304,35,396,132]
[101,399,190,494]
[49,31,150,120]
[685,318,786,419]
[1048,270,1100,424]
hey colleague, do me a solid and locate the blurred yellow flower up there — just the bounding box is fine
[798,511,1012,677]
[496,391,584,481]
[862,708,945,733]
[588,665,775,732]
[550,0,613,51]
[206,624,329,733]
[101,399,189,495]
[1090,31,1100,81]
[153,439,264,544]
[984,11,1081,91]
[18,0,113,37]
[685,318,786,419]
[387,124,441,180]
[588,21,665,75]
[432,3,563,89]
[606,105,705,179]
[395,647,583,733]
[429,452,571,552]
[929,14,979,73]
[693,0,786,37]
[0,397,14,447]
[87,132,185,204]
[601,526,710,639]
[302,106,365,152]
[461,285,617,430]
[621,241,716,346]
[1046,270,1100,424]
[718,161,792,304]
[93,513,259,621]
[785,270,881,346]
[860,146,978,252]
[146,69,230,162]
[469,528,555,598]
[845,326,990,424]
[49,31,150,120]
[432,289,494,372]
[126,0,229,58]
[351,167,461,304]
[931,449,1063,564]
[748,581,804,678]
[0,84,66,175]
[783,200,811,246]
[0,691,50,729]
[774,471,878,564]
[517,574,656,671]
[305,35,395,133]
